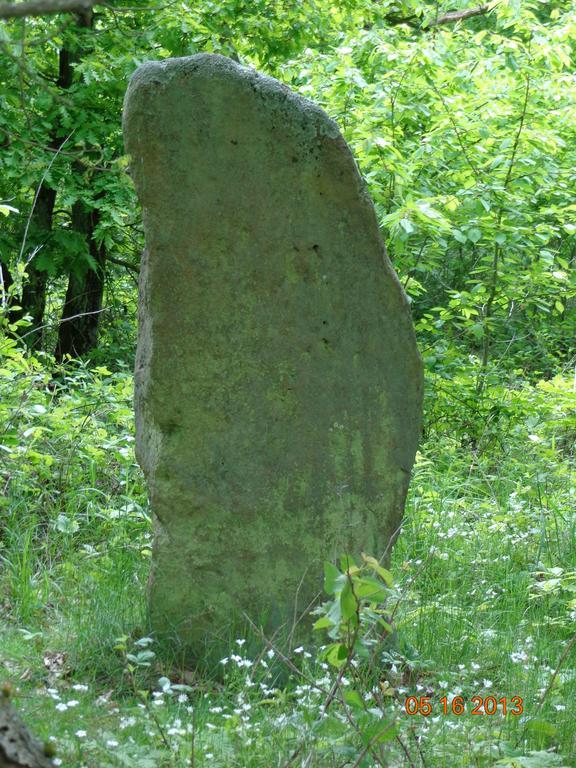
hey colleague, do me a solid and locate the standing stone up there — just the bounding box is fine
[0,697,53,768]
[123,54,422,655]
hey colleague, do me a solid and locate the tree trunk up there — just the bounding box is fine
[0,259,14,306]
[52,8,108,362]
[13,184,56,348]
[54,202,106,361]
[12,9,92,351]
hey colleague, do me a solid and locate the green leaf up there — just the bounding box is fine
[316,714,349,738]
[340,579,357,620]
[354,577,388,603]
[343,689,364,709]
[324,561,340,595]
[525,719,557,739]
[339,554,358,572]
[325,642,348,668]
[361,554,393,586]
[326,598,341,627]
[377,617,394,633]
[313,615,334,630]
[362,720,397,745]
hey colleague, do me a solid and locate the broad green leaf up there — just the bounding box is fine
[324,561,340,595]
[340,579,357,620]
[313,615,334,630]
[343,689,364,709]
[354,577,388,603]
[325,642,348,668]
[361,554,393,586]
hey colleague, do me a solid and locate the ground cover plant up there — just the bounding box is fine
[1,0,576,766]
[1,350,574,766]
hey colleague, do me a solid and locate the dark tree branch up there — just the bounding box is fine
[107,255,139,274]
[432,3,492,26]
[0,0,96,19]
[0,0,171,17]
[383,3,495,30]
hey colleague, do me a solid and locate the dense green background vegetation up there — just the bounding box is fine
[1,0,575,765]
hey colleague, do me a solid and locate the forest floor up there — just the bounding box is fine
[1,353,575,767]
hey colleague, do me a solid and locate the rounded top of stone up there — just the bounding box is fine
[124,53,341,141]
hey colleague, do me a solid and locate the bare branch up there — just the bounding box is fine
[0,0,96,20]
[107,255,139,274]
[432,3,493,26]
[384,3,496,30]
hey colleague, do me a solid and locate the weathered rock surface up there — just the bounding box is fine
[0,698,53,768]
[123,53,423,654]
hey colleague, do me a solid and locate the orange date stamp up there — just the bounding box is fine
[404,695,524,716]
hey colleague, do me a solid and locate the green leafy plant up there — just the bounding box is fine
[315,553,395,668]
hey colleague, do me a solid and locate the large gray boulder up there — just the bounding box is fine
[123,54,422,656]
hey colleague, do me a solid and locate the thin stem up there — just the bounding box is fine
[18,131,74,264]
[477,74,530,395]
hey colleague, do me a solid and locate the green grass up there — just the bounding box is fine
[1,349,575,766]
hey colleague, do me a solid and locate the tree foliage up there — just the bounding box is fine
[1,0,574,379]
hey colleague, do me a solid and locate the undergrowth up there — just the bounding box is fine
[0,342,575,767]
